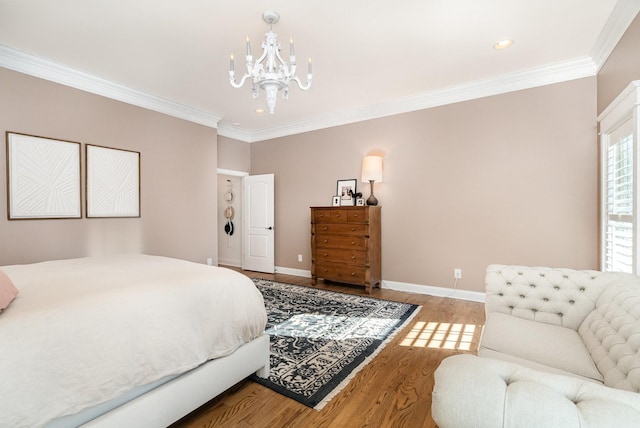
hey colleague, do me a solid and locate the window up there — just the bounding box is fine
[600,81,640,273]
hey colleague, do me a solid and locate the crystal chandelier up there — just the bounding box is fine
[229,11,312,114]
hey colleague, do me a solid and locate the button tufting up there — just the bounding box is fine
[540,273,545,277]
[509,306,514,309]
[530,284,536,288]
[569,300,575,304]
[554,286,560,290]
[518,272,523,275]
[543,298,549,302]
[563,275,568,279]
[579,287,585,292]
[519,295,525,298]
[507,282,512,286]
[558,313,563,317]
[498,293,504,296]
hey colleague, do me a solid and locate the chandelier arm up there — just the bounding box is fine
[254,48,269,67]
[289,76,312,91]
[229,72,252,89]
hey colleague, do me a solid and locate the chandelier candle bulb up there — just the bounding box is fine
[308,58,312,75]
[246,36,251,56]
[229,54,234,72]
[290,37,294,57]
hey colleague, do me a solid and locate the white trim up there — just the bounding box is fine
[5,0,637,146]
[274,266,312,278]
[266,269,484,302]
[221,56,597,142]
[216,168,249,177]
[217,258,241,268]
[590,0,640,71]
[382,280,485,303]
[0,44,221,129]
[598,80,640,129]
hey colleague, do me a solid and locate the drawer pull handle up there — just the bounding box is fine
[351,272,356,276]
[351,227,356,231]
[323,268,329,273]
[323,226,328,231]
[320,213,324,217]
[323,239,328,243]
[351,255,356,260]
[354,214,358,217]
[335,214,341,218]
[323,253,328,257]
[351,241,356,245]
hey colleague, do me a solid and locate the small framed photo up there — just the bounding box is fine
[337,179,357,206]
[356,198,365,206]
[332,196,340,206]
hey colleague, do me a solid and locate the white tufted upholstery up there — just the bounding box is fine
[485,264,626,330]
[579,279,640,392]
[433,354,640,428]
[432,264,640,427]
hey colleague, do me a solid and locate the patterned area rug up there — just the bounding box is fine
[250,279,421,410]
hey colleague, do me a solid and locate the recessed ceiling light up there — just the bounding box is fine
[255,108,265,114]
[494,39,514,50]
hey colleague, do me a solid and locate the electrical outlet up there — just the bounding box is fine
[298,254,303,262]
[454,268,462,279]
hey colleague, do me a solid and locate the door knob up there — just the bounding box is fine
[266,226,273,230]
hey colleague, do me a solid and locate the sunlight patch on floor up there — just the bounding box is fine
[400,321,482,350]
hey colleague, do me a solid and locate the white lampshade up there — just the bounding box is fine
[361,156,383,182]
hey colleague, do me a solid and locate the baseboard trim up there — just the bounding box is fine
[270,268,485,302]
[382,280,485,303]
[218,258,241,268]
[275,266,312,278]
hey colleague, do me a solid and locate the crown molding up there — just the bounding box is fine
[0,44,222,128]
[231,56,597,142]
[590,0,640,71]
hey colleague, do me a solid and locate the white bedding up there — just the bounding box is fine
[0,254,267,428]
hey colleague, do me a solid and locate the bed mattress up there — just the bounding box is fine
[0,254,267,428]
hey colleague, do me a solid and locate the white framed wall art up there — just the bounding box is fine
[86,144,140,218]
[6,132,81,220]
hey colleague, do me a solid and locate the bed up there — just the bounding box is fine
[0,254,270,428]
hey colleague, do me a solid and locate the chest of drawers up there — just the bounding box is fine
[310,206,381,293]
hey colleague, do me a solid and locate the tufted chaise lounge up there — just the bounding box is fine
[432,264,640,428]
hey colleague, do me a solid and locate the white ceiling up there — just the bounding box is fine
[0,0,638,142]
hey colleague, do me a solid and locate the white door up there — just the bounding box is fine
[242,174,275,273]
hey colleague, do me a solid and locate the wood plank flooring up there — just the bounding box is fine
[170,269,485,428]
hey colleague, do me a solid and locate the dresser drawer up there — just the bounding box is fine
[314,209,348,223]
[315,234,367,250]
[347,209,369,223]
[315,248,367,265]
[314,223,368,235]
[315,263,367,284]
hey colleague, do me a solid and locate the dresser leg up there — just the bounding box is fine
[311,276,317,286]
[365,283,372,294]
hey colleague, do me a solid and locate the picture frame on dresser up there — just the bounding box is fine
[356,198,365,206]
[332,196,340,206]
[336,179,356,206]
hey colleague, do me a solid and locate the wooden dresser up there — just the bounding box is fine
[310,206,381,293]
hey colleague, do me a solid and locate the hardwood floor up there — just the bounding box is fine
[170,268,485,428]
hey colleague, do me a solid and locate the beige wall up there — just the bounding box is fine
[597,13,640,114]
[217,135,251,172]
[251,78,599,292]
[0,68,218,266]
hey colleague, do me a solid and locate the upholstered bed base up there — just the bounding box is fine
[49,334,270,428]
